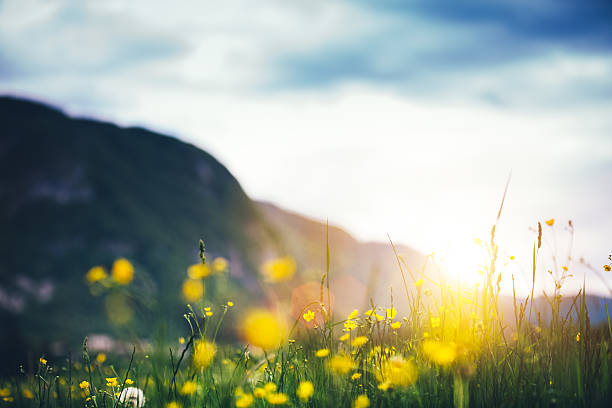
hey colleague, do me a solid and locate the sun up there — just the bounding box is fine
[436,237,487,288]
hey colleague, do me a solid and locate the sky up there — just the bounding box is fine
[1,0,611,295]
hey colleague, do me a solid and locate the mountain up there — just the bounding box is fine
[0,96,423,372]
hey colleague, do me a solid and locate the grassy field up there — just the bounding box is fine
[2,219,612,408]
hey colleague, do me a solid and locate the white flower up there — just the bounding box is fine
[119,387,146,408]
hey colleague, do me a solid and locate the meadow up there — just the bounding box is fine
[2,217,611,408]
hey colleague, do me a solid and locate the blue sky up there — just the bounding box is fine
[1,0,611,295]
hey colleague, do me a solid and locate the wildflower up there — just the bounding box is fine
[344,319,357,331]
[166,402,181,408]
[562,266,568,271]
[253,387,266,398]
[206,311,213,317]
[391,321,402,330]
[193,340,216,369]
[126,379,134,385]
[347,309,359,320]
[303,310,315,322]
[315,348,330,357]
[86,266,107,283]
[386,307,397,320]
[96,353,106,364]
[545,219,555,226]
[352,336,368,348]
[296,381,314,402]
[235,393,254,407]
[510,255,515,260]
[422,340,456,365]
[3,397,13,403]
[182,279,205,302]
[339,333,350,342]
[263,383,277,393]
[240,310,287,351]
[119,387,146,408]
[180,381,197,395]
[0,389,10,398]
[327,354,356,375]
[365,309,384,321]
[111,258,134,285]
[604,265,611,272]
[78,381,90,392]
[376,356,418,388]
[260,256,296,283]
[187,264,210,279]
[179,337,185,344]
[106,377,118,387]
[39,357,47,365]
[265,393,289,405]
[353,394,370,408]
[414,279,424,288]
[212,257,228,273]
[351,373,362,380]
[473,237,482,246]
[576,332,580,342]
[227,301,234,307]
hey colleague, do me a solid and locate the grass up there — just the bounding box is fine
[2,214,612,408]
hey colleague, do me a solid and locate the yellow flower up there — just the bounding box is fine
[352,336,368,348]
[253,387,266,399]
[545,218,555,226]
[96,353,107,364]
[235,393,254,407]
[180,381,197,395]
[240,310,287,351]
[390,321,402,330]
[296,381,314,402]
[39,357,47,365]
[303,310,315,322]
[182,279,205,302]
[386,307,397,320]
[206,311,213,317]
[187,264,210,279]
[263,383,277,392]
[179,337,185,344]
[79,381,90,391]
[22,390,34,399]
[376,356,418,388]
[339,333,350,342]
[125,379,134,385]
[365,309,384,321]
[260,256,296,283]
[576,332,580,342]
[227,301,234,307]
[212,257,228,273]
[111,258,134,285]
[193,340,216,369]
[166,402,181,408]
[344,319,358,331]
[3,397,14,403]
[347,309,359,320]
[315,348,330,358]
[422,340,456,366]
[351,373,362,380]
[353,394,370,408]
[0,389,10,398]
[604,265,611,272]
[414,279,425,288]
[562,266,568,271]
[327,354,356,375]
[86,266,107,283]
[106,377,118,387]
[265,392,288,405]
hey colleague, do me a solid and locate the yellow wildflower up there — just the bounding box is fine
[545,218,554,226]
[240,310,287,351]
[106,377,118,387]
[0,389,10,398]
[264,383,277,393]
[23,390,34,399]
[187,264,210,279]
[422,340,456,365]
[376,356,418,388]
[576,332,580,342]
[96,353,106,364]
[125,379,134,385]
[353,394,370,408]
[604,265,611,272]
[303,310,315,322]
[347,309,359,320]
[179,337,185,344]
[265,392,288,405]
[253,388,266,399]
[39,357,47,365]
[296,381,314,402]
[315,348,330,358]
[339,333,350,342]
[344,319,357,331]
[391,321,402,330]
[111,258,134,285]
[86,266,107,283]
[78,381,90,391]
[327,354,356,375]
[414,279,424,288]
[352,336,368,348]
[182,279,205,302]
[193,340,216,369]
[3,397,14,403]
[180,381,197,395]
[235,393,254,407]
[212,257,228,273]
[166,402,181,408]
[227,301,234,307]
[260,256,296,283]
[351,373,362,380]
[386,307,397,320]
